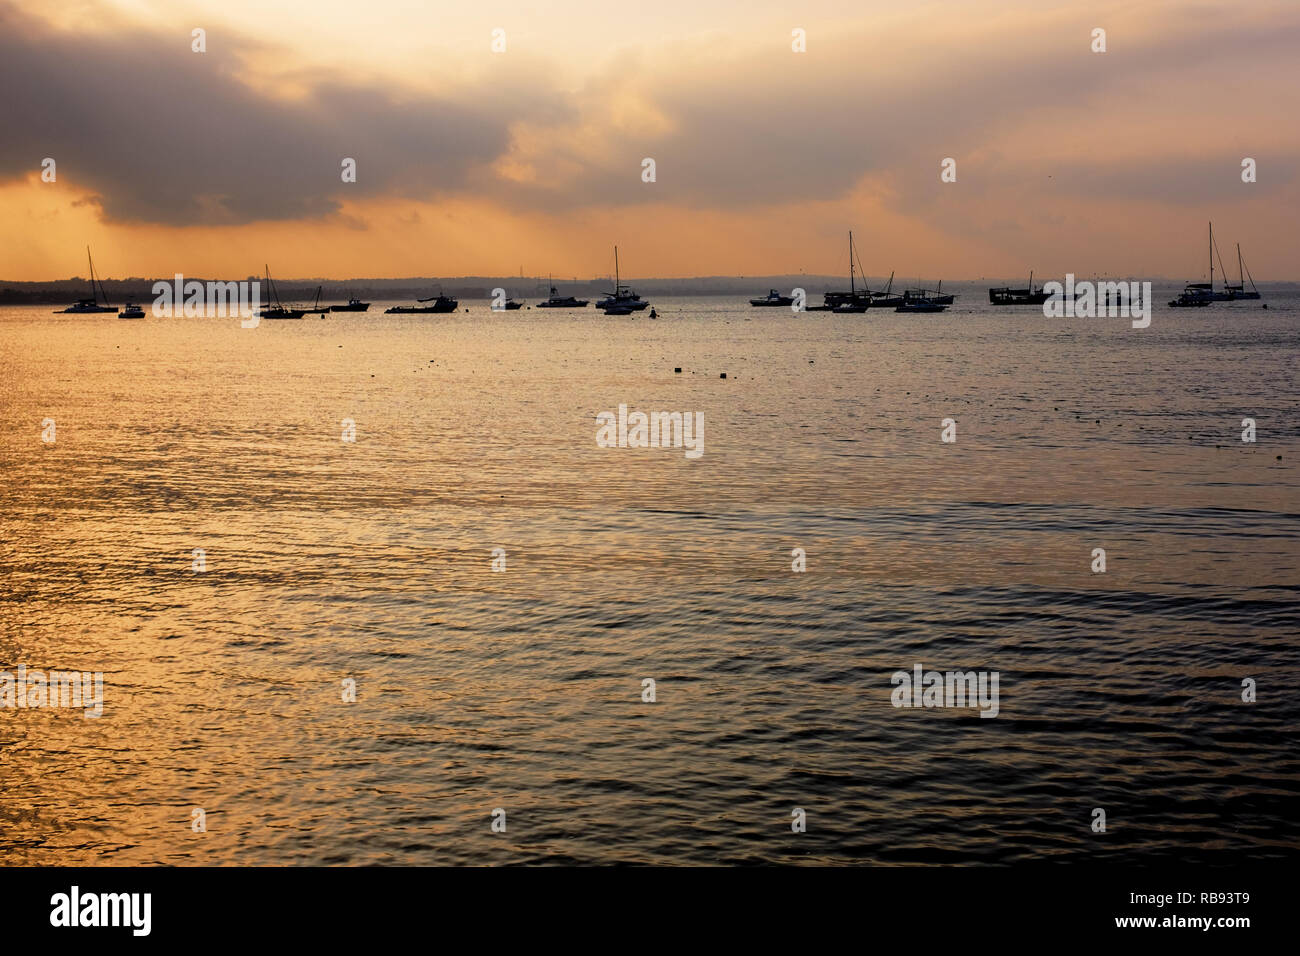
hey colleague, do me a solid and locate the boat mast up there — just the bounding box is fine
[1240,245,1259,294]
[849,231,855,295]
[1209,222,1214,290]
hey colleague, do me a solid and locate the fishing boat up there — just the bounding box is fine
[55,247,117,313]
[255,265,305,319]
[595,247,650,312]
[302,286,330,315]
[896,300,947,313]
[118,302,146,319]
[492,297,524,311]
[329,296,371,312]
[535,276,589,308]
[749,289,794,307]
[385,289,458,313]
[987,271,1075,305]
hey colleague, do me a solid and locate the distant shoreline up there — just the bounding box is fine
[4,276,1296,305]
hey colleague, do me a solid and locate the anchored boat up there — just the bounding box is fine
[329,296,371,312]
[749,289,794,307]
[303,286,330,315]
[988,271,1077,305]
[535,276,589,308]
[386,289,459,313]
[55,247,117,313]
[255,265,305,319]
[596,247,649,312]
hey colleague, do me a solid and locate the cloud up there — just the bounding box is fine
[2,0,1297,241]
[0,2,563,225]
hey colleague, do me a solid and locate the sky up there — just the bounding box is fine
[1,0,1297,281]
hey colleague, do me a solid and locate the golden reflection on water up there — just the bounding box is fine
[2,300,1297,864]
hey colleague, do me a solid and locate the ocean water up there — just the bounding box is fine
[1,289,1297,865]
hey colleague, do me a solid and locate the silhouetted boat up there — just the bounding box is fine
[255,265,304,319]
[1168,287,1213,308]
[1227,244,1261,300]
[988,271,1075,305]
[386,289,458,313]
[493,297,524,311]
[596,247,649,312]
[55,247,116,313]
[903,281,954,306]
[896,301,947,313]
[750,289,794,307]
[118,302,145,319]
[303,286,330,315]
[329,297,370,312]
[535,277,589,308]
[821,231,873,310]
[1206,227,1262,301]
[1169,223,1261,306]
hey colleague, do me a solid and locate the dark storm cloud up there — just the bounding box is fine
[0,3,560,224]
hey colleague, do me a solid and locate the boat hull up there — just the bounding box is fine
[536,299,589,308]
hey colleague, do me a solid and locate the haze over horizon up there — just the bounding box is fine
[2,0,1296,282]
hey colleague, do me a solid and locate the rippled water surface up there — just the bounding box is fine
[2,291,1298,865]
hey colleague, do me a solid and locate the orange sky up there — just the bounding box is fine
[2,0,1296,281]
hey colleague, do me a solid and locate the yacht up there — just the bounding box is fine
[118,302,146,319]
[595,247,650,312]
[55,248,117,313]
[329,296,371,312]
[749,289,794,307]
[386,289,459,313]
[535,277,589,308]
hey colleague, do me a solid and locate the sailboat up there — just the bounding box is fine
[1169,222,1237,307]
[535,275,589,308]
[595,247,649,312]
[302,286,330,315]
[255,265,305,319]
[55,247,117,313]
[1224,242,1262,301]
[819,232,870,311]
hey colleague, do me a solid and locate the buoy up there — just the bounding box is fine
[720,373,727,379]
[674,367,681,373]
